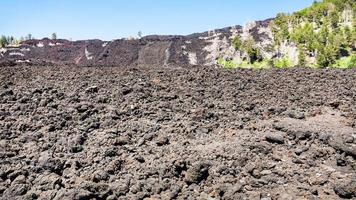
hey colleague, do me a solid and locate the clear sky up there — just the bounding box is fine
[1,0,315,41]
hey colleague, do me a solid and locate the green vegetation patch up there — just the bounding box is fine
[274,56,293,69]
[332,55,356,68]
[217,58,237,69]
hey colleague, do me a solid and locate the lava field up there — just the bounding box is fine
[0,66,355,199]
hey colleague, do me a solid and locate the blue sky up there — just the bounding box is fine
[1,0,315,40]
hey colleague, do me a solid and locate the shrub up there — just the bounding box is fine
[252,59,272,69]
[274,56,293,68]
[333,55,356,68]
[217,58,237,69]
[238,59,272,69]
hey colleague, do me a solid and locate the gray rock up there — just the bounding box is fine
[329,136,356,157]
[287,110,305,119]
[33,173,62,190]
[53,188,94,200]
[223,183,244,199]
[184,162,210,184]
[114,136,130,146]
[92,170,109,183]
[85,86,99,93]
[156,136,169,146]
[0,89,14,96]
[334,180,356,199]
[2,184,30,197]
[111,179,130,197]
[265,132,285,144]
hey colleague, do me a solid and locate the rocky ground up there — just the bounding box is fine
[0,65,355,200]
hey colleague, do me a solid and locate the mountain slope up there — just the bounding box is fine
[226,0,356,68]
[0,0,354,68]
[0,26,242,67]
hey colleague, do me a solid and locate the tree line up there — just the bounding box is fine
[0,33,58,48]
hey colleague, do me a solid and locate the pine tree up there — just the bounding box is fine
[298,46,306,66]
[317,42,337,67]
[242,37,263,64]
[0,36,8,47]
[51,33,57,40]
[232,36,242,51]
[26,34,32,40]
[318,24,328,45]
[329,10,339,28]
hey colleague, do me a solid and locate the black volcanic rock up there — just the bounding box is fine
[0,20,272,67]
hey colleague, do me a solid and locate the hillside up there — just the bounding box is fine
[0,0,354,68]
[0,26,252,68]
[222,0,356,69]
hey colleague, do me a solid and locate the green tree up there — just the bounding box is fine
[302,22,318,51]
[298,46,306,66]
[25,34,32,40]
[51,33,57,40]
[242,37,263,63]
[343,26,352,45]
[329,10,339,28]
[270,13,291,45]
[290,25,304,44]
[5,36,10,46]
[317,42,337,67]
[318,24,328,45]
[334,30,349,57]
[0,36,8,47]
[232,36,242,50]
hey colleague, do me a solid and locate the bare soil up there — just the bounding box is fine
[0,66,355,200]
